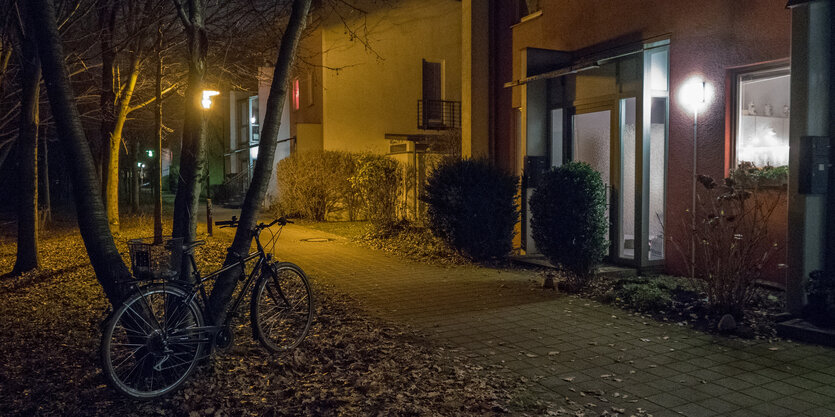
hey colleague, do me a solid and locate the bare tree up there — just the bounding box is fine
[97,0,179,233]
[206,0,311,325]
[30,0,132,303]
[171,0,209,261]
[11,0,41,274]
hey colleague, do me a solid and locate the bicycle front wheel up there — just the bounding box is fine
[101,284,205,399]
[251,262,314,353]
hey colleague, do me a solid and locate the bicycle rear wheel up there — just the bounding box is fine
[101,284,204,399]
[250,262,314,353]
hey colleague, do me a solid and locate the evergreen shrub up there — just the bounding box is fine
[421,158,518,261]
[530,162,608,290]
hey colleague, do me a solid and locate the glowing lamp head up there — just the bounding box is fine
[201,90,220,109]
[678,77,713,114]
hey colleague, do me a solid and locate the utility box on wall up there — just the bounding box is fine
[798,136,831,194]
[524,156,548,188]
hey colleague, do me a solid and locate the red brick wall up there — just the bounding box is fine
[494,0,791,282]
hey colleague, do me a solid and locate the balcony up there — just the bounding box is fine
[417,99,460,130]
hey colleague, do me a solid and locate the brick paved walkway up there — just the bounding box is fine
[246,224,835,416]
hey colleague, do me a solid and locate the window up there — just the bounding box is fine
[237,99,249,145]
[237,96,259,146]
[735,67,790,167]
[248,96,259,143]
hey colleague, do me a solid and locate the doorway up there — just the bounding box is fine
[570,98,637,262]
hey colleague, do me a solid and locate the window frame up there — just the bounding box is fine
[729,61,791,169]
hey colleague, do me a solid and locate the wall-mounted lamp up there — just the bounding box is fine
[201,90,220,109]
[678,76,713,280]
[678,77,712,114]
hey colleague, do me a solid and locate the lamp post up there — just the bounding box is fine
[202,90,219,236]
[679,77,709,279]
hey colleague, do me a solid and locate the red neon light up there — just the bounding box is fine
[293,79,300,109]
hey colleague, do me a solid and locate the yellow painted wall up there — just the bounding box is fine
[321,0,462,154]
[295,123,323,154]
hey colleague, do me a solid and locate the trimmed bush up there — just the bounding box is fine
[421,158,518,261]
[530,162,608,290]
[350,154,402,225]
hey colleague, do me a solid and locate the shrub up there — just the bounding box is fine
[275,150,355,221]
[616,280,674,312]
[730,162,788,188]
[671,167,783,319]
[350,154,402,225]
[360,219,466,264]
[421,158,518,261]
[530,162,608,290]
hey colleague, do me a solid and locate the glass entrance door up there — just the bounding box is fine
[571,98,638,263]
[572,109,612,255]
[619,98,637,260]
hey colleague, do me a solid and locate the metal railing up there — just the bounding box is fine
[417,99,460,130]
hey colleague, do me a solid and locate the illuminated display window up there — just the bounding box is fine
[735,67,790,168]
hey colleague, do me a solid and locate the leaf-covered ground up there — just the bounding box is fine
[0,217,528,416]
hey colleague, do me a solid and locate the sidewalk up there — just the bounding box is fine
[235,224,835,416]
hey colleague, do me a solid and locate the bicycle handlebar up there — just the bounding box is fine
[214,216,293,229]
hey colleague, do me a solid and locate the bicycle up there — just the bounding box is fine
[100,216,313,399]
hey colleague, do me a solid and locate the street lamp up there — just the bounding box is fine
[202,90,220,109]
[678,76,713,279]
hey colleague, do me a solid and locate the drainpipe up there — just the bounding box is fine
[828,1,835,275]
[786,0,831,314]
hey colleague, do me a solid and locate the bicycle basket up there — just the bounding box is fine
[127,237,184,280]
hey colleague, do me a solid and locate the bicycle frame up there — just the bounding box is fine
[148,229,277,352]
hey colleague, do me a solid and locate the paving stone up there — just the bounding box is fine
[275,225,835,417]
[748,402,794,416]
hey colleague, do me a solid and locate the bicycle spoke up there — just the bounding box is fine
[103,285,205,398]
[136,292,163,332]
[125,305,157,334]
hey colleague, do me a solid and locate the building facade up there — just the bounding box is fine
[498,0,835,312]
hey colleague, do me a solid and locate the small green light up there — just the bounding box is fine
[146,150,154,157]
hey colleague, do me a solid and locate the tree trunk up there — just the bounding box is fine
[30,0,132,304]
[172,0,209,264]
[0,41,12,98]
[153,29,163,244]
[12,28,41,275]
[205,0,311,326]
[104,54,141,233]
[131,140,140,211]
[98,0,117,204]
[40,133,52,226]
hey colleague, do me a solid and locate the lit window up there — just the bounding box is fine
[293,79,300,110]
[735,67,790,167]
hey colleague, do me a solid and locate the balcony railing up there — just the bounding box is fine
[417,99,460,130]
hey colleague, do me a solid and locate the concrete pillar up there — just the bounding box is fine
[462,0,490,158]
[787,0,831,313]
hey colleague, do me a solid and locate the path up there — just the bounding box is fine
[217,223,835,416]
